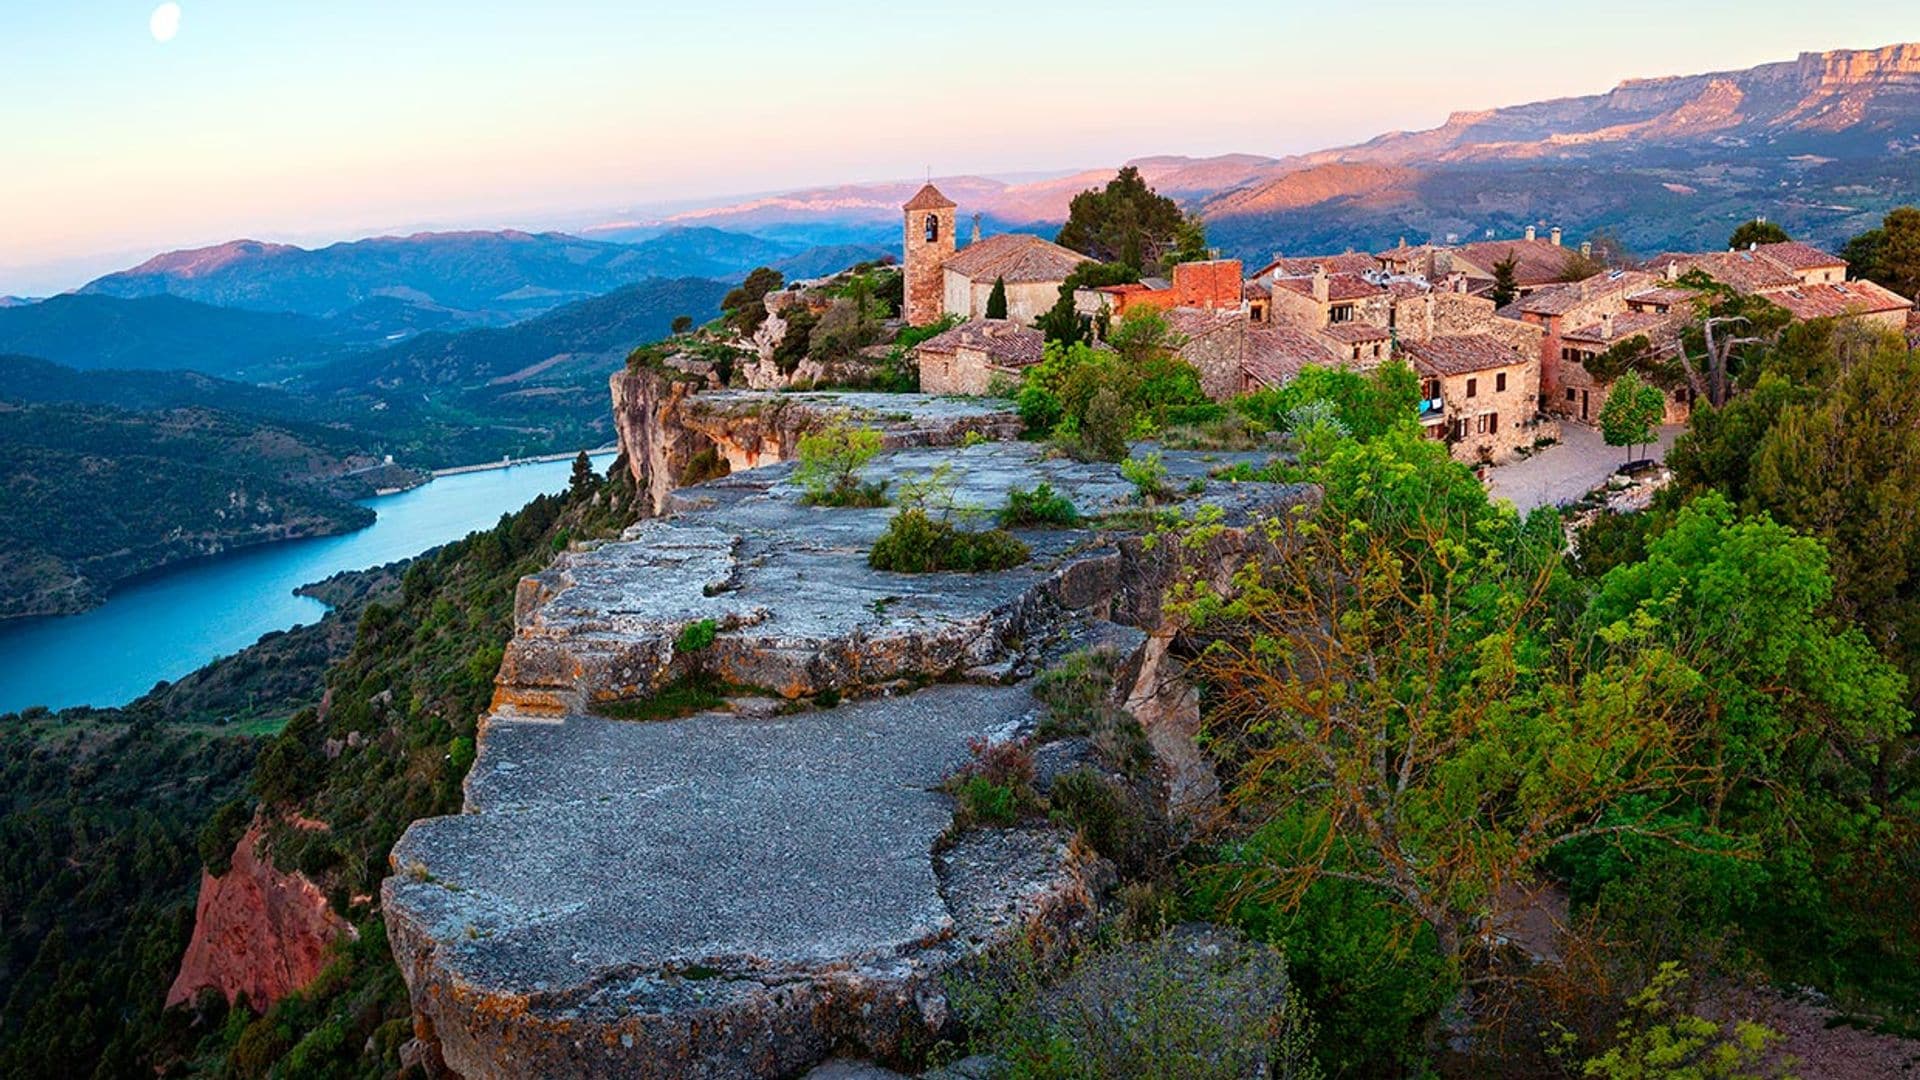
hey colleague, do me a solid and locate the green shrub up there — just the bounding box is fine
[1001,484,1081,528]
[869,509,1030,573]
[1122,452,1175,505]
[957,775,1021,826]
[944,737,1038,828]
[1034,648,1150,775]
[795,421,888,507]
[675,618,718,654]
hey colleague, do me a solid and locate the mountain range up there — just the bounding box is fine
[79,227,884,330]
[666,43,1920,261]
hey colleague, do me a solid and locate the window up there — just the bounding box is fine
[1466,378,1478,398]
[1330,304,1354,323]
[1488,412,1499,434]
[1496,372,1507,393]
[924,215,939,243]
[1475,414,1487,435]
[1566,388,1577,402]
[1423,378,1441,399]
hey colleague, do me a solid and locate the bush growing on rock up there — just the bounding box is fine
[674,618,717,654]
[868,508,1029,573]
[795,421,888,508]
[1000,483,1081,528]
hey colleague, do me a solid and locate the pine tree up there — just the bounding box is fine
[569,450,596,497]
[985,276,1008,320]
[1490,254,1520,308]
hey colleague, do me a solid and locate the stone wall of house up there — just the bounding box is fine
[1439,360,1546,465]
[1177,318,1249,402]
[917,346,994,396]
[1550,360,1692,426]
[945,273,1061,325]
[1267,285,1326,331]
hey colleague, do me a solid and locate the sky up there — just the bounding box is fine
[3,1,1920,295]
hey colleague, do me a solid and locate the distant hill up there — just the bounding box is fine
[307,276,732,393]
[79,227,811,329]
[0,294,353,380]
[0,399,384,619]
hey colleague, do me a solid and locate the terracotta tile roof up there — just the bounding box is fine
[941,233,1092,285]
[1162,307,1243,340]
[1272,273,1386,302]
[1754,241,1847,271]
[1650,250,1801,293]
[1244,323,1342,388]
[902,184,957,211]
[912,318,1046,369]
[1403,334,1527,376]
[1562,311,1680,345]
[1767,280,1912,321]
[1323,322,1391,343]
[1252,252,1379,278]
[1514,270,1657,316]
[1626,286,1699,310]
[1452,239,1579,287]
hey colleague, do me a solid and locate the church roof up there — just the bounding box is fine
[903,184,957,211]
[941,233,1092,285]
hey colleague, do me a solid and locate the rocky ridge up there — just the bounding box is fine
[382,388,1309,1077]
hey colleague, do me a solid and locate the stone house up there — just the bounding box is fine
[1554,311,1692,425]
[1266,268,1392,330]
[1403,334,1549,464]
[911,319,1046,395]
[1084,259,1245,318]
[1161,307,1250,401]
[901,183,1093,327]
[1242,322,1347,391]
[1452,227,1583,296]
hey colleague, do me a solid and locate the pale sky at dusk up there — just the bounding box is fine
[5,1,1920,294]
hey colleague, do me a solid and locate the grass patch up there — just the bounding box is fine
[593,677,727,723]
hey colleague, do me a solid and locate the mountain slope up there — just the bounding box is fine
[0,295,350,380]
[81,227,798,328]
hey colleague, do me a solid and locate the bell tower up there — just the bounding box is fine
[903,183,957,326]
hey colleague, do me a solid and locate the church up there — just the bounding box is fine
[902,184,1092,326]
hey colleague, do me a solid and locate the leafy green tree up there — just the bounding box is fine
[1748,340,1920,661]
[721,266,784,335]
[1056,166,1190,271]
[1841,206,1920,298]
[671,315,694,335]
[1598,370,1666,463]
[794,421,884,506]
[1490,254,1520,308]
[1234,361,1420,443]
[985,276,1008,320]
[1728,219,1790,249]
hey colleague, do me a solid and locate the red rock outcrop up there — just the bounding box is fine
[166,823,355,1010]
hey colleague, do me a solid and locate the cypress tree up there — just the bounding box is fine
[986,276,1009,320]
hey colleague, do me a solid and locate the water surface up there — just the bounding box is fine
[0,454,612,714]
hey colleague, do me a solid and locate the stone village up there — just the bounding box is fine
[899,182,1915,466]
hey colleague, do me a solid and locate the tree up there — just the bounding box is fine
[1055,166,1190,271]
[1035,284,1092,346]
[985,276,1008,320]
[721,266,784,335]
[1490,254,1520,308]
[1598,370,1666,464]
[671,315,694,336]
[1181,432,1908,996]
[569,450,596,498]
[1728,219,1790,250]
[1841,207,1920,299]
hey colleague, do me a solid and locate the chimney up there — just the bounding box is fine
[1311,265,1330,305]
[1602,311,1614,339]
[1551,227,1563,247]
[1666,261,1679,282]
[1526,225,1537,242]
[1581,241,1593,258]
[970,213,982,244]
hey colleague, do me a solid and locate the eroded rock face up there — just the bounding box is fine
[167,823,356,1011]
[608,372,1022,515]
[386,436,1310,1078]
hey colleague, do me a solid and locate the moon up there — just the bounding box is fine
[149,3,182,44]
